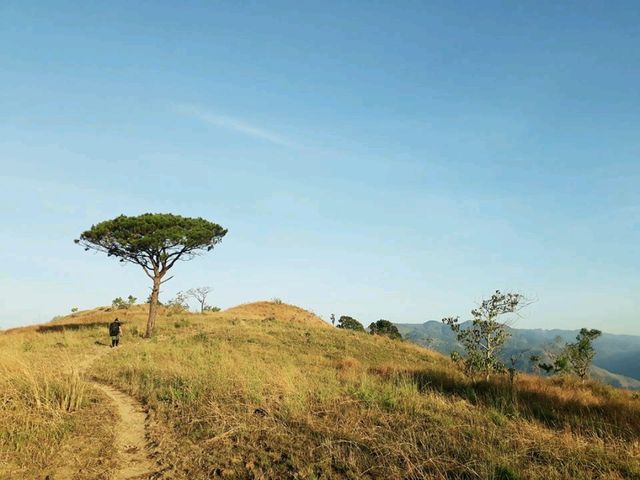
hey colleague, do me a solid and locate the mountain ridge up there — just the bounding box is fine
[396,320,640,388]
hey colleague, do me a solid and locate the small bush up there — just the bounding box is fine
[112,297,128,309]
[167,291,190,313]
[174,318,191,329]
[112,295,137,309]
[272,297,283,305]
[337,315,366,332]
[368,319,402,340]
[192,332,209,343]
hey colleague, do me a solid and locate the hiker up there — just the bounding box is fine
[109,318,123,347]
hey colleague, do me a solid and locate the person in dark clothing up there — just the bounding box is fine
[109,318,123,347]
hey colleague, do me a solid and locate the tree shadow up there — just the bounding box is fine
[37,322,107,333]
[404,368,640,440]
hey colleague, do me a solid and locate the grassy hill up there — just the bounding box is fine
[1,302,639,479]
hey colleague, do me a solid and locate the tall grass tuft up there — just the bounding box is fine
[4,360,86,413]
[0,328,113,479]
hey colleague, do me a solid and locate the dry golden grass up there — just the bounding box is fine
[0,330,117,479]
[220,300,330,329]
[1,301,639,479]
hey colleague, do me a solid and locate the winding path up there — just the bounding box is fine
[68,349,157,479]
[92,381,156,479]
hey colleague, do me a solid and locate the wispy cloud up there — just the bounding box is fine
[174,104,294,147]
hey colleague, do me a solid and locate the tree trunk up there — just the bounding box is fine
[485,336,492,382]
[145,275,161,338]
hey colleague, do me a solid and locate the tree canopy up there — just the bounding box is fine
[76,213,227,337]
[539,328,602,380]
[75,214,227,277]
[368,319,402,340]
[337,315,365,332]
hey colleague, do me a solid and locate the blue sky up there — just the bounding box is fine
[1,1,638,334]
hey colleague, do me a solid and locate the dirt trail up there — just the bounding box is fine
[69,349,157,479]
[92,381,156,479]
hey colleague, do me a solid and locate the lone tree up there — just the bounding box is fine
[76,213,227,338]
[539,329,602,381]
[186,286,213,313]
[368,319,402,340]
[565,328,602,381]
[336,315,365,332]
[443,290,528,381]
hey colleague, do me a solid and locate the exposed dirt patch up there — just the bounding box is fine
[92,382,156,479]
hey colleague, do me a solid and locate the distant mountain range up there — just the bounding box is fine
[396,321,640,390]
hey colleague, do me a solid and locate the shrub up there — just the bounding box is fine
[174,318,190,329]
[564,328,602,380]
[111,297,128,309]
[167,292,190,313]
[337,315,365,332]
[368,319,402,340]
[538,329,602,381]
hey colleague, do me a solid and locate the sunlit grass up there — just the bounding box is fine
[0,327,116,479]
[1,302,639,479]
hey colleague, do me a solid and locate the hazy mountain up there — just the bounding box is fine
[396,321,640,388]
[590,366,640,390]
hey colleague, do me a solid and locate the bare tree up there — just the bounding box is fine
[186,286,213,313]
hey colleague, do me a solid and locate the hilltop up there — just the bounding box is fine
[220,300,330,329]
[1,302,639,479]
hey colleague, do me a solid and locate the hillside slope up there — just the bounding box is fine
[1,302,639,479]
[591,366,640,390]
